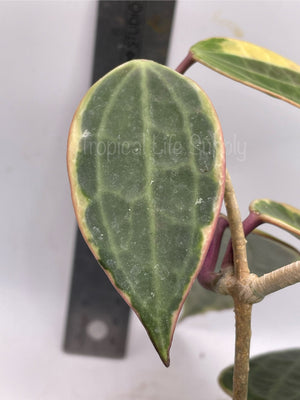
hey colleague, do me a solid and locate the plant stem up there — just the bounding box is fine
[243,211,262,236]
[224,171,250,280]
[221,238,234,269]
[217,175,300,398]
[217,262,300,304]
[221,210,263,269]
[233,300,252,400]
[198,215,228,289]
[224,170,252,400]
[248,260,300,300]
[175,52,195,74]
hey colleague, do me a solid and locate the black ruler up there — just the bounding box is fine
[64,0,176,359]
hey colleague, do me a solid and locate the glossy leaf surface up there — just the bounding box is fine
[219,349,300,399]
[181,230,300,319]
[67,60,225,365]
[190,38,300,107]
[250,199,300,238]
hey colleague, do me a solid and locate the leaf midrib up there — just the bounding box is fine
[140,63,170,349]
[150,67,202,289]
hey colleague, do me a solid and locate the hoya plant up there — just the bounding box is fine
[67,38,300,399]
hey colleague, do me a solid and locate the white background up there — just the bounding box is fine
[1,1,300,399]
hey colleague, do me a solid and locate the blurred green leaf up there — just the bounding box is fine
[219,349,300,399]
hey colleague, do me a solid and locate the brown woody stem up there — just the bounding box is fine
[249,260,300,300]
[217,173,300,398]
[233,300,252,400]
[224,170,252,400]
[224,171,249,280]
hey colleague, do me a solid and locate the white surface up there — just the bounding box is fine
[1,1,300,399]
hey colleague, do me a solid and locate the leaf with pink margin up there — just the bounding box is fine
[67,60,225,365]
[250,199,300,239]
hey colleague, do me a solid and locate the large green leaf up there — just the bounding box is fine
[250,199,300,238]
[67,60,225,365]
[190,38,300,107]
[219,349,300,399]
[181,230,300,319]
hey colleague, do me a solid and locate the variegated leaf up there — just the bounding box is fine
[190,38,300,107]
[67,60,225,365]
[250,199,300,238]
